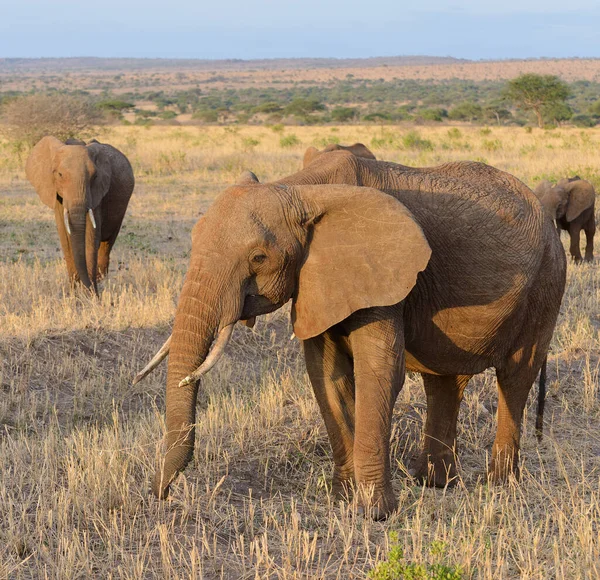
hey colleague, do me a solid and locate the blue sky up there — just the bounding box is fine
[1,0,598,60]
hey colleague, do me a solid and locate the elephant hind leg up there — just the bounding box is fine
[584,213,595,262]
[490,350,545,483]
[410,374,471,487]
[97,240,115,281]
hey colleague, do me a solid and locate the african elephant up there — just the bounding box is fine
[26,136,135,293]
[534,177,595,262]
[139,152,565,519]
[303,142,376,168]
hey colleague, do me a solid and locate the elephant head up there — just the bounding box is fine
[534,178,595,222]
[26,136,112,291]
[534,180,569,220]
[555,178,595,222]
[150,179,431,498]
[303,143,376,168]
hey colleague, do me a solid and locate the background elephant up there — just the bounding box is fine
[303,142,376,168]
[141,152,565,519]
[534,177,595,262]
[26,136,135,292]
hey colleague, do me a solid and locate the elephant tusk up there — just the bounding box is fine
[63,207,71,235]
[179,323,234,387]
[132,336,171,385]
[88,208,96,229]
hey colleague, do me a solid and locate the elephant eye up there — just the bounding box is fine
[251,253,267,265]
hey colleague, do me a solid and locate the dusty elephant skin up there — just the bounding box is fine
[145,151,566,519]
[534,177,596,262]
[302,142,376,168]
[25,136,135,293]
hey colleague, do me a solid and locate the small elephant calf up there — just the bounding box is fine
[534,177,596,262]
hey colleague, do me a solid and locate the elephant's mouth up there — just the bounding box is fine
[242,294,282,318]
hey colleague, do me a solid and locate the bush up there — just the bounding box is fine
[0,93,104,145]
[331,107,358,122]
[192,109,219,123]
[369,535,462,580]
[402,131,434,151]
[448,102,483,122]
[571,114,596,128]
[419,108,447,122]
[280,134,301,148]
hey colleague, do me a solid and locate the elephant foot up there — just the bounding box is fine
[409,452,459,488]
[488,450,520,484]
[356,484,397,521]
[331,469,355,500]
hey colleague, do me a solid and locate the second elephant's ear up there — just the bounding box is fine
[25,136,63,208]
[87,143,112,208]
[303,146,319,168]
[291,185,431,340]
[564,180,595,221]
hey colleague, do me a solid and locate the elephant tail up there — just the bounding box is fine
[535,356,547,441]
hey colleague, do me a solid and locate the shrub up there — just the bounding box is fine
[448,102,483,122]
[331,107,358,122]
[364,112,392,123]
[193,109,219,123]
[571,114,596,128]
[368,535,462,580]
[447,128,463,140]
[0,93,104,145]
[419,108,447,122]
[402,131,434,151]
[280,134,300,148]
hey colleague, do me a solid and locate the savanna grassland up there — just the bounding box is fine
[0,124,599,579]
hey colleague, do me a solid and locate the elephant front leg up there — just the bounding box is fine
[54,203,78,286]
[303,333,356,499]
[347,307,405,520]
[410,374,470,487]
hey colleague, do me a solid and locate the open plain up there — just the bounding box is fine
[1,124,599,578]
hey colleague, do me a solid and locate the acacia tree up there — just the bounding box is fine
[504,74,570,128]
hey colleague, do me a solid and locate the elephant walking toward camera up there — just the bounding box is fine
[26,136,134,293]
[534,177,595,262]
[139,151,565,519]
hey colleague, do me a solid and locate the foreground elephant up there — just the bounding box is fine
[140,152,565,518]
[303,142,376,168]
[534,177,595,262]
[26,136,135,292]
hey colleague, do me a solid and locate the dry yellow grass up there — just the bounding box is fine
[0,125,599,578]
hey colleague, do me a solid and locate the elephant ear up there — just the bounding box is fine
[563,180,595,221]
[291,185,431,340]
[87,143,113,209]
[25,136,63,208]
[344,143,377,160]
[237,170,260,185]
[303,147,320,168]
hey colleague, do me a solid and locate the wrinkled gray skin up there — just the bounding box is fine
[149,152,566,519]
[534,177,595,262]
[26,136,134,293]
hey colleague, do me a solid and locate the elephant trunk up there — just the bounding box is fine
[68,202,94,291]
[152,269,225,499]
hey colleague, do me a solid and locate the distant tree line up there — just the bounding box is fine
[1,74,600,138]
